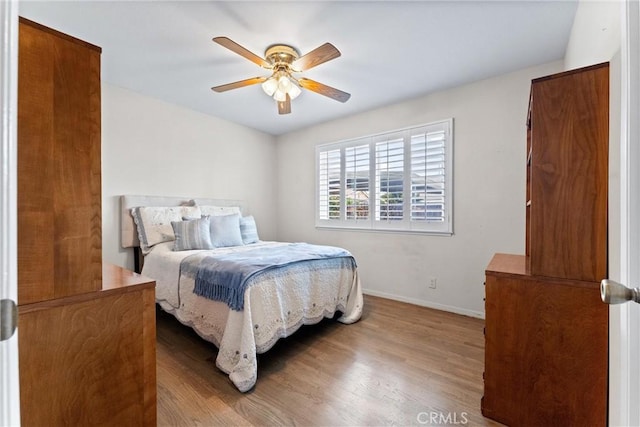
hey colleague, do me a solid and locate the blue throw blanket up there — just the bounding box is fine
[191,243,355,311]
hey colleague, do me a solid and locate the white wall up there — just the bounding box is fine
[275,61,562,317]
[101,84,278,271]
[565,0,622,70]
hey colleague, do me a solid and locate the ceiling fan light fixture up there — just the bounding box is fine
[288,82,302,100]
[273,88,287,102]
[265,72,301,101]
[277,74,291,92]
[261,77,278,96]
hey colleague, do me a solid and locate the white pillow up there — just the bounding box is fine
[131,206,202,254]
[199,205,241,217]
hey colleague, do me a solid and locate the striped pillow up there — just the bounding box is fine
[240,215,259,244]
[171,217,214,251]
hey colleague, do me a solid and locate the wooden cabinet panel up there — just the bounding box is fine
[17,22,56,303]
[18,18,102,304]
[529,63,609,282]
[18,264,157,427]
[482,255,608,427]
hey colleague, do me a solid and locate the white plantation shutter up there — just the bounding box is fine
[345,144,370,221]
[316,119,453,234]
[410,127,446,223]
[375,136,404,222]
[318,148,341,220]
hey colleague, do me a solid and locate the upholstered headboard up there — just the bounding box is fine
[120,195,246,249]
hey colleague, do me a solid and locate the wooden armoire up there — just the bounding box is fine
[482,63,609,426]
[17,17,156,426]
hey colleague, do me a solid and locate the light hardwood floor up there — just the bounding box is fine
[156,295,503,426]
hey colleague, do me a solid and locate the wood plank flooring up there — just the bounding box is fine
[156,295,503,426]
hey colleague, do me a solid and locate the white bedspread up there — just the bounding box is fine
[142,241,363,392]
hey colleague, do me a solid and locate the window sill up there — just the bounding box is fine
[315,224,453,236]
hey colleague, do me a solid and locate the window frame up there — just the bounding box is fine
[315,119,454,235]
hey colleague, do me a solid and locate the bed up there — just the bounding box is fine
[120,195,363,392]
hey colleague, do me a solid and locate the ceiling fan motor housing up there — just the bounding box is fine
[265,45,299,71]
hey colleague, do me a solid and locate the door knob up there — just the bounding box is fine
[601,279,640,304]
[0,299,17,341]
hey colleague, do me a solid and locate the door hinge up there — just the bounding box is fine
[0,299,17,341]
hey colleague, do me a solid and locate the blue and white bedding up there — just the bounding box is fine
[142,240,363,392]
[188,242,354,311]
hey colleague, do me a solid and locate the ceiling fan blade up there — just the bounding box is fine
[211,76,267,92]
[213,36,271,68]
[292,43,341,72]
[298,78,351,103]
[278,94,291,115]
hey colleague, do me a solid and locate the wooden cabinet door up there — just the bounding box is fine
[529,63,609,282]
[18,287,157,426]
[17,18,102,304]
[483,269,608,426]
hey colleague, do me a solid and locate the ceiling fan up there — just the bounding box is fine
[211,37,351,115]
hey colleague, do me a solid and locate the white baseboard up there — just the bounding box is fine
[362,289,485,319]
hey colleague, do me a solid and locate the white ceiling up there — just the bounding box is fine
[19,1,578,136]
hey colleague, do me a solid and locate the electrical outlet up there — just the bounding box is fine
[429,277,437,289]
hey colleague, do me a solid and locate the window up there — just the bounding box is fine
[316,119,453,234]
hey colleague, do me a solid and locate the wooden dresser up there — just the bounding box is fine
[17,18,157,426]
[482,63,609,426]
[18,264,157,426]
